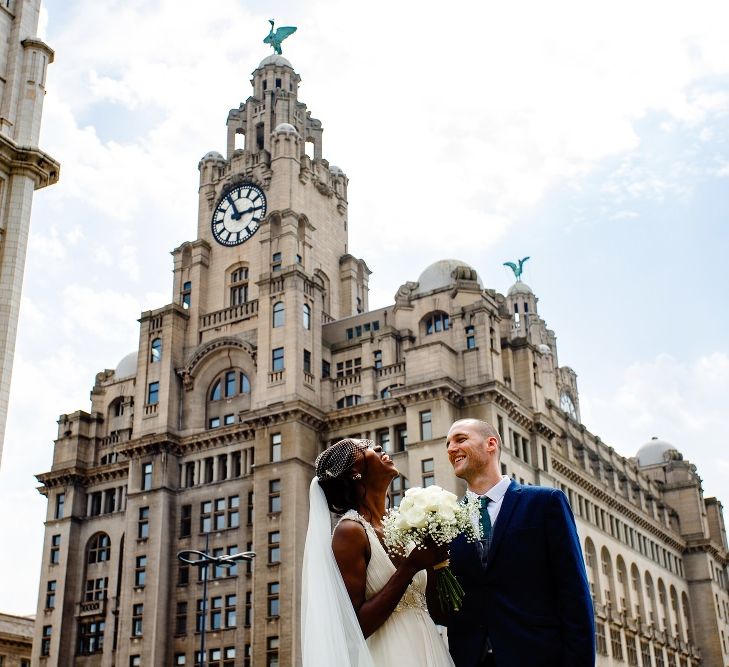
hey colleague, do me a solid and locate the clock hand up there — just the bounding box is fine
[238,205,264,216]
[227,195,243,220]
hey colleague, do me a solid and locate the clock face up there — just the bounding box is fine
[211,183,267,246]
[560,392,577,420]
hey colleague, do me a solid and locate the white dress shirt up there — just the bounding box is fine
[466,475,512,535]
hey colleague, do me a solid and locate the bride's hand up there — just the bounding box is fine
[405,538,450,571]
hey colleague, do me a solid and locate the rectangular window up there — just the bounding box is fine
[271,433,282,462]
[228,495,240,528]
[269,479,281,513]
[175,653,186,665]
[138,507,149,539]
[147,381,159,405]
[46,580,56,609]
[204,457,214,483]
[78,619,105,655]
[196,599,205,632]
[541,445,549,471]
[465,325,476,349]
[84,577,108,602]
[55,493,65,519]
[376,428,391,452]
[130,656,141,667]
[41,625,52,656]
[419,410,432,441]
[201,501,212,533]
[322,360,330,378]
[373,350,383,369]
[272,347,284,371]
[134,555,146,587]
[268,531,281,564]
[175,601,187,635]
[132,603,144,636]
[50,534,61,564]
[610,627,623,661]
[595,621,607,655]
[303,349,311,374]
[180,504,192,537]
[88,491,102,516]
[394,424,408,452]
[422,458,435,487]
[225,594,237,627]
[178,564,189,586]
[267,636,280,667]
[625,634,638,666]
[182,281,192,309]
[232,451,242,477]
[271,252,282,271]
[247,492,254,526]
[244,591,252,627]
[224,413,235,426]
[214,498,226,530]
[210,596,222,630]
[141,462,153,490]
[268,581,280,617]
[209,416,221,429]
[244,644,251,667]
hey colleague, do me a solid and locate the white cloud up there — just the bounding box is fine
[581,352,729,502]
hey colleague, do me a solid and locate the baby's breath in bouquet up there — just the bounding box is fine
[383,485,481,612]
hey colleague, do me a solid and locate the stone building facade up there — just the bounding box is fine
[0,0,59,465]
[0,612,32,667]
[33,54,728,667]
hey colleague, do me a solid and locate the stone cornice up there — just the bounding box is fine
[0,133,59,189]
[551,456,686,552]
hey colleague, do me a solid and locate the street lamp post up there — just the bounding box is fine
[178,535,255,667]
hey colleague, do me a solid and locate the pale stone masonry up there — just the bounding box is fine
[0,0,59,466]
[0,612,33,666]
[33,54,728,667]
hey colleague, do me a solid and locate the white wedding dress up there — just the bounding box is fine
[339,510,455,667]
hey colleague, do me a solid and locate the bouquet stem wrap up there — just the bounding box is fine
[433,558,465,612]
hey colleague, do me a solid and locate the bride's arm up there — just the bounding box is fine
[333,521,440,638]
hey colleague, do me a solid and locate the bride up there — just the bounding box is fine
[301,438,455,667]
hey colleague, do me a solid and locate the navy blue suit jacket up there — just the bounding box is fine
[447,481,595,667]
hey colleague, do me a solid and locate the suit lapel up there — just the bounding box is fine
[485,480,521,570]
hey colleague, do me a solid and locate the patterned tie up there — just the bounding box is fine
[479,496,493,553]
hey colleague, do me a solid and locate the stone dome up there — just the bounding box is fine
[416,259,483,294]
[330,165,345,176]
[114,351,138,379]
[636,437,681,466]
[201,150,224,161]
[507,281,534,296]
[257,54,293,69]
[273,122,298,135]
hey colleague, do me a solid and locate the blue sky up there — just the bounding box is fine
[0,0,728,614]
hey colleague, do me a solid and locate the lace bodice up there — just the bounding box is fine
[337,510,428,614]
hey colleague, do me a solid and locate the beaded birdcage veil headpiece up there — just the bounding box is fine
[315,438,374,481]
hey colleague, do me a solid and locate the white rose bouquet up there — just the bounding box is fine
[383,485,481,612]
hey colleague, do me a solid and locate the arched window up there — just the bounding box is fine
[207,369,252,430]
[272,301,284,328]
[109,397,124,418]
[230,266,249,306]
[423,311,450,335]
[616,556,630,613]
[600,547,616,608]
[336,395,361,409]
[303,304,311,330]
[150,338,162,363]
[87,533,111,564]
[584,538,600,602]
[630,564,644,618]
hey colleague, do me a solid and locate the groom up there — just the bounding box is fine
[445,418,595,667]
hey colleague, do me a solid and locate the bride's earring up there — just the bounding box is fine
[352,473,362,481]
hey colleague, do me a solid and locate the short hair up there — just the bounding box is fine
[451,418,502,459]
